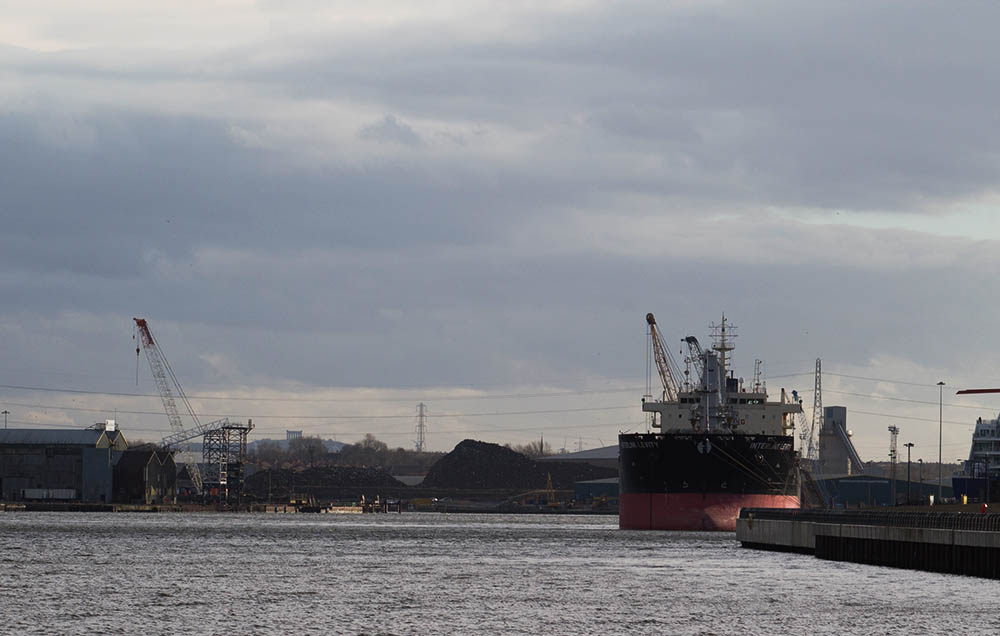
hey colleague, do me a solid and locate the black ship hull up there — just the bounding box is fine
[619,432,799,531]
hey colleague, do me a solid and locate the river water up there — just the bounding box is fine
[0,512,995,635]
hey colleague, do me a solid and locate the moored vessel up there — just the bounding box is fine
[619,314,802,531]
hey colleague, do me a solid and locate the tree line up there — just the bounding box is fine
[250,433,443,474]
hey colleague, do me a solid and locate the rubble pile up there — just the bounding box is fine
[244,466,404,500]
[422,439,617,490]
[422,440,539,489]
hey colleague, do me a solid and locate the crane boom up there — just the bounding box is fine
[134,318,203,493]
[684,336,705,385]
[646,313,681,402]
[161,418,232,449]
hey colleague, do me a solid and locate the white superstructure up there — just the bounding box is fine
[641,315,800,435]
[965,416,1000,478]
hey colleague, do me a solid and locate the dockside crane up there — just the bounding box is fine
[134,317,204,494]
[646,313,683,402]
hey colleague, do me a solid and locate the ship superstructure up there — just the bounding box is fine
[640,315,800,436]
[620,314,802,531]
[965,416,1000,478]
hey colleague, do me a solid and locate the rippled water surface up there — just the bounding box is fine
[0,512,997,635]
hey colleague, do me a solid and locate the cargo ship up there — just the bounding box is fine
[619,314,802,531]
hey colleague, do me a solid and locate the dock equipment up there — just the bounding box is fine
[135,318,206,493]
[134,318,253,500]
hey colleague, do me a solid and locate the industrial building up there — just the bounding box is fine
[815,475,953,507]
[536,445,618,471]
[0,422,128,502]
[574,477,618,502]
[537,447,619,508]
[113,450,177,504]
[815,406,865,476]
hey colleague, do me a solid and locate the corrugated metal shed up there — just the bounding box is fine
[537,445,618,471]
[814,474,955,507]
[0,429,106,446]
[114,450,176,504]
[0,428,129,449]
[574,477,619,500]
[537,445,618,462]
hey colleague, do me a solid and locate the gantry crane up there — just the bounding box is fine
[646,313,682,402]
[134,317,204,494]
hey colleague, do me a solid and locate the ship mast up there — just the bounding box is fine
[711,314,736,383]
[710,315,737,429]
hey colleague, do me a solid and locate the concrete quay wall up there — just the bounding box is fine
[736,508,1000,579]
[736,518,818,552]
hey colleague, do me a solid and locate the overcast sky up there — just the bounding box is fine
[2,1,1000,463]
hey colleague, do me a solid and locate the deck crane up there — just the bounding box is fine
[791,390,811,455]
[683,336,705,388]
[134,317,204,494]
[646,313,683,402]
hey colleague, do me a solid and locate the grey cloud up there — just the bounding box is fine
[2,2,1000,451]
[211,2,1000,211]
[360,115,422,146]
[9,3,1000,211]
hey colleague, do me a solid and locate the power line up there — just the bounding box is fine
[0,381,642,403]
[1,366,985,406]
[848,409,973,427]
[791,387,999,412]
[2,416,640,440]
[0,399,635,420]
[824,372,944,388]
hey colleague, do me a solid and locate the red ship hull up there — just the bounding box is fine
[619,492,800,532]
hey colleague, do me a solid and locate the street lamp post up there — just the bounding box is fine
[1,410,8,430]
[904,443,914,505]
[938,381,945,502]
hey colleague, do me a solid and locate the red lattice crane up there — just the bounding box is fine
[134,317,204,493]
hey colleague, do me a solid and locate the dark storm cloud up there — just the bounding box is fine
[0,109,517,266]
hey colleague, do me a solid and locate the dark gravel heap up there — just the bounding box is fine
[244,466,405,500]
[422,439,617,490]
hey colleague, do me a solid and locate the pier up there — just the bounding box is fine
[737,508,1000,578]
